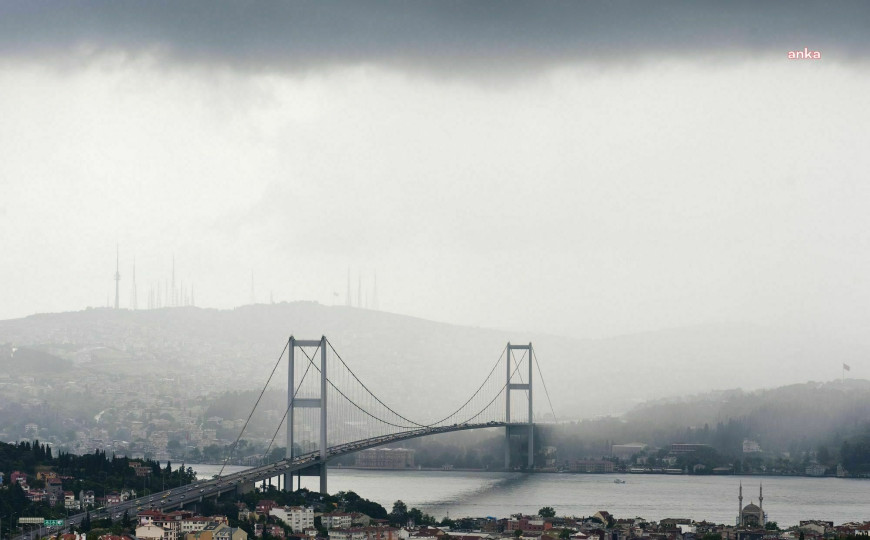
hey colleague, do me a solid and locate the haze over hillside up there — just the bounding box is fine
[1,303,864,419]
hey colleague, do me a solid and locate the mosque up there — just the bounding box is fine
[737,482,767,527]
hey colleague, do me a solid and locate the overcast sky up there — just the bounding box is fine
[1,1,869,342]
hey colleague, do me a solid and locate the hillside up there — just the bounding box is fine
[0,303,866,419]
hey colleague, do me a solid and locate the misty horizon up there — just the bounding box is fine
[2,2,869,361]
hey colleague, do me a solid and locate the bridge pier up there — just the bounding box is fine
[286,336,329,494]
[505,342,534,470]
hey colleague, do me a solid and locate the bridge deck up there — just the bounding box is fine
[44,421,522,535]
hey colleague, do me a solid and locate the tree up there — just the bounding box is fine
[538,507,556,518]
[82,511,92,532]
[514,529,523,538]
[390,500,408,525]
[559,529,571,540]
[765,522,779,531]
[313,516,327,537]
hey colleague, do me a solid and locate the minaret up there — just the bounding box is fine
[759,483,764,525]
[738,481,743,526]
[372,271,379,310]
[357,271,362,308]
[114,245,121,309]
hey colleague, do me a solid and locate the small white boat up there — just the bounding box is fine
[614,478,626,484]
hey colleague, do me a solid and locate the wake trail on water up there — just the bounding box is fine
[415,473,529,513]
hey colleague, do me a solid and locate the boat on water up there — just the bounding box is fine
[614,478,626,484]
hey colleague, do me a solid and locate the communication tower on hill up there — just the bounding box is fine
[113,245,121,310]
[130,258,138,310]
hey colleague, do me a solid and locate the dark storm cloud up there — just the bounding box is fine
[1,1,868,74]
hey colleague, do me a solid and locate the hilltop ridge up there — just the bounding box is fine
[1,302,866,419]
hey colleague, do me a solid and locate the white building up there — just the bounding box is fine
[328,529,366,540]
[272,506,315,532]
[181,517,213,535]
[64,491,80,510]
[806,463,826,477]
[137,524,170,540]
[611,443,648,461]
[321,512,353,530]
[742,440,762,453]
[79,490,95,507]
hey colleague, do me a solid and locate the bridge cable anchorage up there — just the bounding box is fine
[532,348,557,422]
[262,349,316,463]
[218,339,290,478]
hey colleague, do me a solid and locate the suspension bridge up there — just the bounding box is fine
[227,337,555,494]
[37,337,555,535]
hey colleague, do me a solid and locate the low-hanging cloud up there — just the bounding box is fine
[1,1,869,76]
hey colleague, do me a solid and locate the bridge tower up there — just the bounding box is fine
[284,336,329,494]
[505,342,534,469]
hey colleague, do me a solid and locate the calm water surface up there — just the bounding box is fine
[188,466,869,527]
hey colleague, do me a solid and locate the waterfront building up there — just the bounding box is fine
[805,463,826,476]
[669,443,710,455]
[611,443,648,461]
[742,440,762,454]
[570,460,614,473]
[354,448,415,469]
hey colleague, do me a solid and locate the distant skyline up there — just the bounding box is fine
[92,248,382,312]
[2,2,870,345]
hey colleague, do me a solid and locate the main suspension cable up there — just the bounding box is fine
[218,339,290,478]
[426,345,507,426]
[326,340,428,427]
[261,349,316,463]
[298,344,420,430]
[533,348,557,422]
[454,354,528,425]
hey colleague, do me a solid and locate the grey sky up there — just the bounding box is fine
[2,2,869,72]
[1,1,869,347]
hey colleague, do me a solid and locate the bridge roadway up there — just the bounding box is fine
[35,421,512,537]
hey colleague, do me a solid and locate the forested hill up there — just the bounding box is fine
[527,379,870,474]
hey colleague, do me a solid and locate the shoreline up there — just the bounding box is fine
[188,463,862,480]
